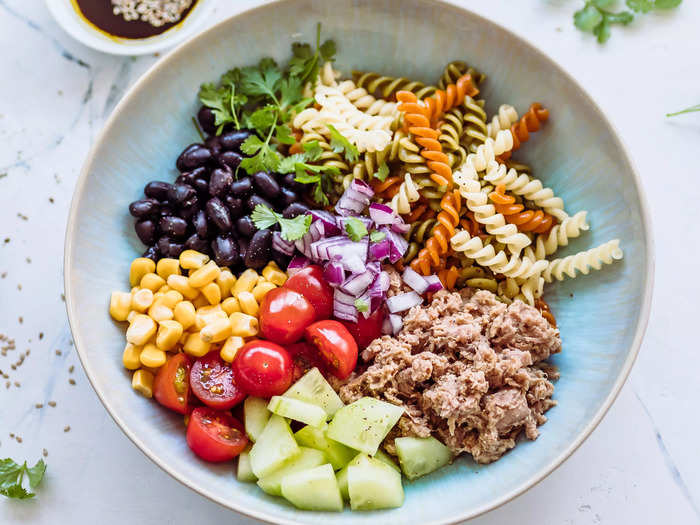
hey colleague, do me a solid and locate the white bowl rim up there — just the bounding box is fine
[64,1,655,523]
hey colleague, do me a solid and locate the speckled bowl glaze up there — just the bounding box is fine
[64,1,654,523]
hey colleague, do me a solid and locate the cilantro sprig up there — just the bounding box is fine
[251,204,311,241]
[344,217,368,242]
[0,458,46,499]
[667,103,700,117]
[354,298,369,313]
[326,124,359,163]
[278,141,339,206]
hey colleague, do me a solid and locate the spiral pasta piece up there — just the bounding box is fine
[489,184,556,234]
[499,103,549,160]
[410,190,462,275]
[438,61,486,89]
[543,239,623,283]
[486,104,518,139]
[352,71,436,100]
[437,266,460,290]
[531,211,590,259]
[390,173,421,215]
[403,217,438,264]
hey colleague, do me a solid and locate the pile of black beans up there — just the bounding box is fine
[127,107,312,272]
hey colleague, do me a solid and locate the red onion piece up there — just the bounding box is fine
[287,255,310,276]
[402,267,429,294]
[323,261,345,286]
[388,314,403,334]
[310,210,341,235]
[424,275,444,292]
[368,203,396,225]
[340,270,374,296]
[386,291,422,313]
[272,231,296,256]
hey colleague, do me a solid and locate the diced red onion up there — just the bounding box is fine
[368,203,396,225]
[386,291,422,313]
[368,238,391,261]
[402,267,429,294]
[340,270,374,296]
[382,228,408,263]
[310,236,350,260]
[310,210,341,235]
[388,314,403,334]
[335,179,374,216]
[424,275,444,293]
[369,272,389,312]
[295,221,324,258]
[334,288,356,306]
[391,221,410,235]
[344,255,366,274]
[323,261,345,286]
[334,289,358,322]
[287,255,310,276]
[381,316,393,335]
[327,239,368,271]
[366,261,381,275]
[349,178,375,198]
[272,231,295,256]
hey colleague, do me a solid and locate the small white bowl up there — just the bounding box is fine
[45,0,217,55]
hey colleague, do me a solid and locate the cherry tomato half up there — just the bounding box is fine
[340,308,385,350]
[186,407,248,462]
[232,340,293,398]
[284,265,334,321]
[153,353,191,415]
[304,320,358,380]
[286,341,328,382]
[259,288,316,344]
[190,351,246,410]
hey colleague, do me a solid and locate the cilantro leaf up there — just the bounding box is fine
[594,18,612,43]
[275,124,296,145]
[240,66,282,102]
[654,0,681,8]
[0,458,46,499]
[240,145,279,174]
[250,204,311,241]
[592,0,615,7]
[373,162,390,182]
[626,0,654,12]
[302,140,323,161]
[240,135,264,155]
[288,23,336,86]
[250,204,279,229]
[248,105,278,136]
[326,124,359,163]
[605,10,634,24]
[319,39,337,61]
[27,460,46,489]
[312,183,329,206]
[344,217,368,241]
[294,172,321,184]
[370,230,386,242]
[666,103,700,117]
[354,298,369,313]
[574,4,603,31]
[278,154,307,174]
[279,76,304,110]
[1,485,33,499]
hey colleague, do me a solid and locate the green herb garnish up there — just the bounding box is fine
[277,140,339,206]
[667,103,700,117]
[373,162,390,182]
[369,230,386,243]
[344,217,368,242]
[354,298,369,313]
[0,458,46,499]
[251,204,311,241]
[326,124,359,163]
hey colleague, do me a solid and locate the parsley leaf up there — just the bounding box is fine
[344,217,368,241]
[0,458,46,499]
[326,124,359,163]
[370,230,386,242]
[354,298,369,313]
[373,162,390,182]
[250,204,311,241]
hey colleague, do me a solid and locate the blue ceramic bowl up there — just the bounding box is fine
[65,1,653,523]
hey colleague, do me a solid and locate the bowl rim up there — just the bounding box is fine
[64,1,655,523]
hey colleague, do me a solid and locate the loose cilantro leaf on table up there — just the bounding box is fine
[251,204,312,241]
[667,103,700,117]
[344,217,368,241]
[0,458,46,499]
[326,124,359,163]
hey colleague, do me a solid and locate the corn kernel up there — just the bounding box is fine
[180,250,209,270]
[200,318,232,343]
[173,301,196,330]
[161,289,184,309]
[179,332,189,345]
[220,336,245,363]
[132,369,154,398]
[140,272,166,292]
[109,291,132,321]
[130,258,156,287]
[201,282,221,305]
[229,312,259,337]
[183,333,211,357]
[195,309,228,331]
[252,281,277,303]
[127,310,140,323]
[126,315,157,346]
[148,303,174,322]
[131,288,154,313]
[262,263,287,286]
[157,320,184,351]
[196,304,224,316]
[192,293,210,308]
[167,274,199,300]
[122,342,142,370]
[256,275,267,286]
[188,260,221,288]
[140,343,167,368]
[221,296,241,315]
[217,269,236,298]
[153,292,165,302]
[237,291,259,316]
[233,269,259,295]
[157,285,171,294]
[156,258,181,280]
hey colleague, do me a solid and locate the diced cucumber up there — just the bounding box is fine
[348,456,404,510]
[294,423,357,470]
[283,367,344,417]
[267,396,327,428]
[249,415,300,478]
[236,448,257,483]
[244,397,270,442]
[280,464,343,512]
[257,447,327,496]
[374,448,400,472]
[327,397,404,455]
[395,436,452,480]
[336,453,369,501]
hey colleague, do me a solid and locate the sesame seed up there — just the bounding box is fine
[48,401,56,407]
[42,449,48,457]
[63,426,70,433]
[9,433,14,438]
[55,350,62,355]
[39,332,43,340]
[14,381,20,387]
[69,365,74,373]
[16,436,22,443]
[35,403,43,409]
[111,0,193,27]
[18,316,23,323]
[68,379,76,386]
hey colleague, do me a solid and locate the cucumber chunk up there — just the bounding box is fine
[283,367,344,417]
[236,448,257,483]
[327,397,404,455]
[395,436,452,480]
[257,447,326,496]
[267,396,327,428]
[249,415,300,478]
[374,448,400,472]
[244,397,270,442]
[280,464,343,512]
[348,456,404,510]
[294,423,357,470]
[336,453,368,501]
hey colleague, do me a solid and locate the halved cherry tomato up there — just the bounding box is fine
[286,341,328,382]
[259,288,316,344]
[232,340,293,398]
[186,407,248,462]
[304,320,358,380]
[190,351,246,410]
[339,308,385,350]
[284,265,333,321]
[153,353,191,414]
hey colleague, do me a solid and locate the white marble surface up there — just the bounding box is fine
[0,0,698,523]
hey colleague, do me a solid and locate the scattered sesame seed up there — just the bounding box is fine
[61,293,65,302]
[35,403,43,409]
[14,381,20,387]
[63,426,70,433]
[68,378,76,386]
[25,349,30,356]
[69,365,74,373]
[3,238,9,244]
[55,350,62,356]
[42,449,48,457]
[16,436,22,443]
[39,332,43,340]
[1,272,6,278]
[10,364,16,370]
[5,382,9,389]
[18,316,23,323]
[25,257,31,264]
[17,213,28,221]
[48,401,56,407]
[49,197,54,203]
[9,433,14,438]
[17,284,21,290]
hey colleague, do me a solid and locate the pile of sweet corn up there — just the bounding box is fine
[109,250,287,398]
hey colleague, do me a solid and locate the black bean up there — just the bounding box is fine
[192,177,210,195]
[205,135,222,157]
[271,250,291,271]
[142,245,159,261]
[157,237,183,258]
[193,209,208,239]
[144,181,173,201]
[159,216,188,238]
[245,229,272,270]
[184,233,209,252]
[217,151,243,170]
[237,237,248,262]
[219,130,252,151]
[135,219,157,245]
[178,202,199,220]
[248,194,274,213]
[167,183,198,208]
[236,216,257,238]
[282,202,310,218]
[279,187,299,207]
[211,235,238,267]
[282,173,306,192]
[224,196,244,220]
[206,197,232,231]
[252,171,281,199]
[181,166,209,184]
[129,198,159,218]
[209,168,233,197]
[230,177,253,197]
[176,144,212,172]
[197,106,216,136]
[159,203,176,217]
